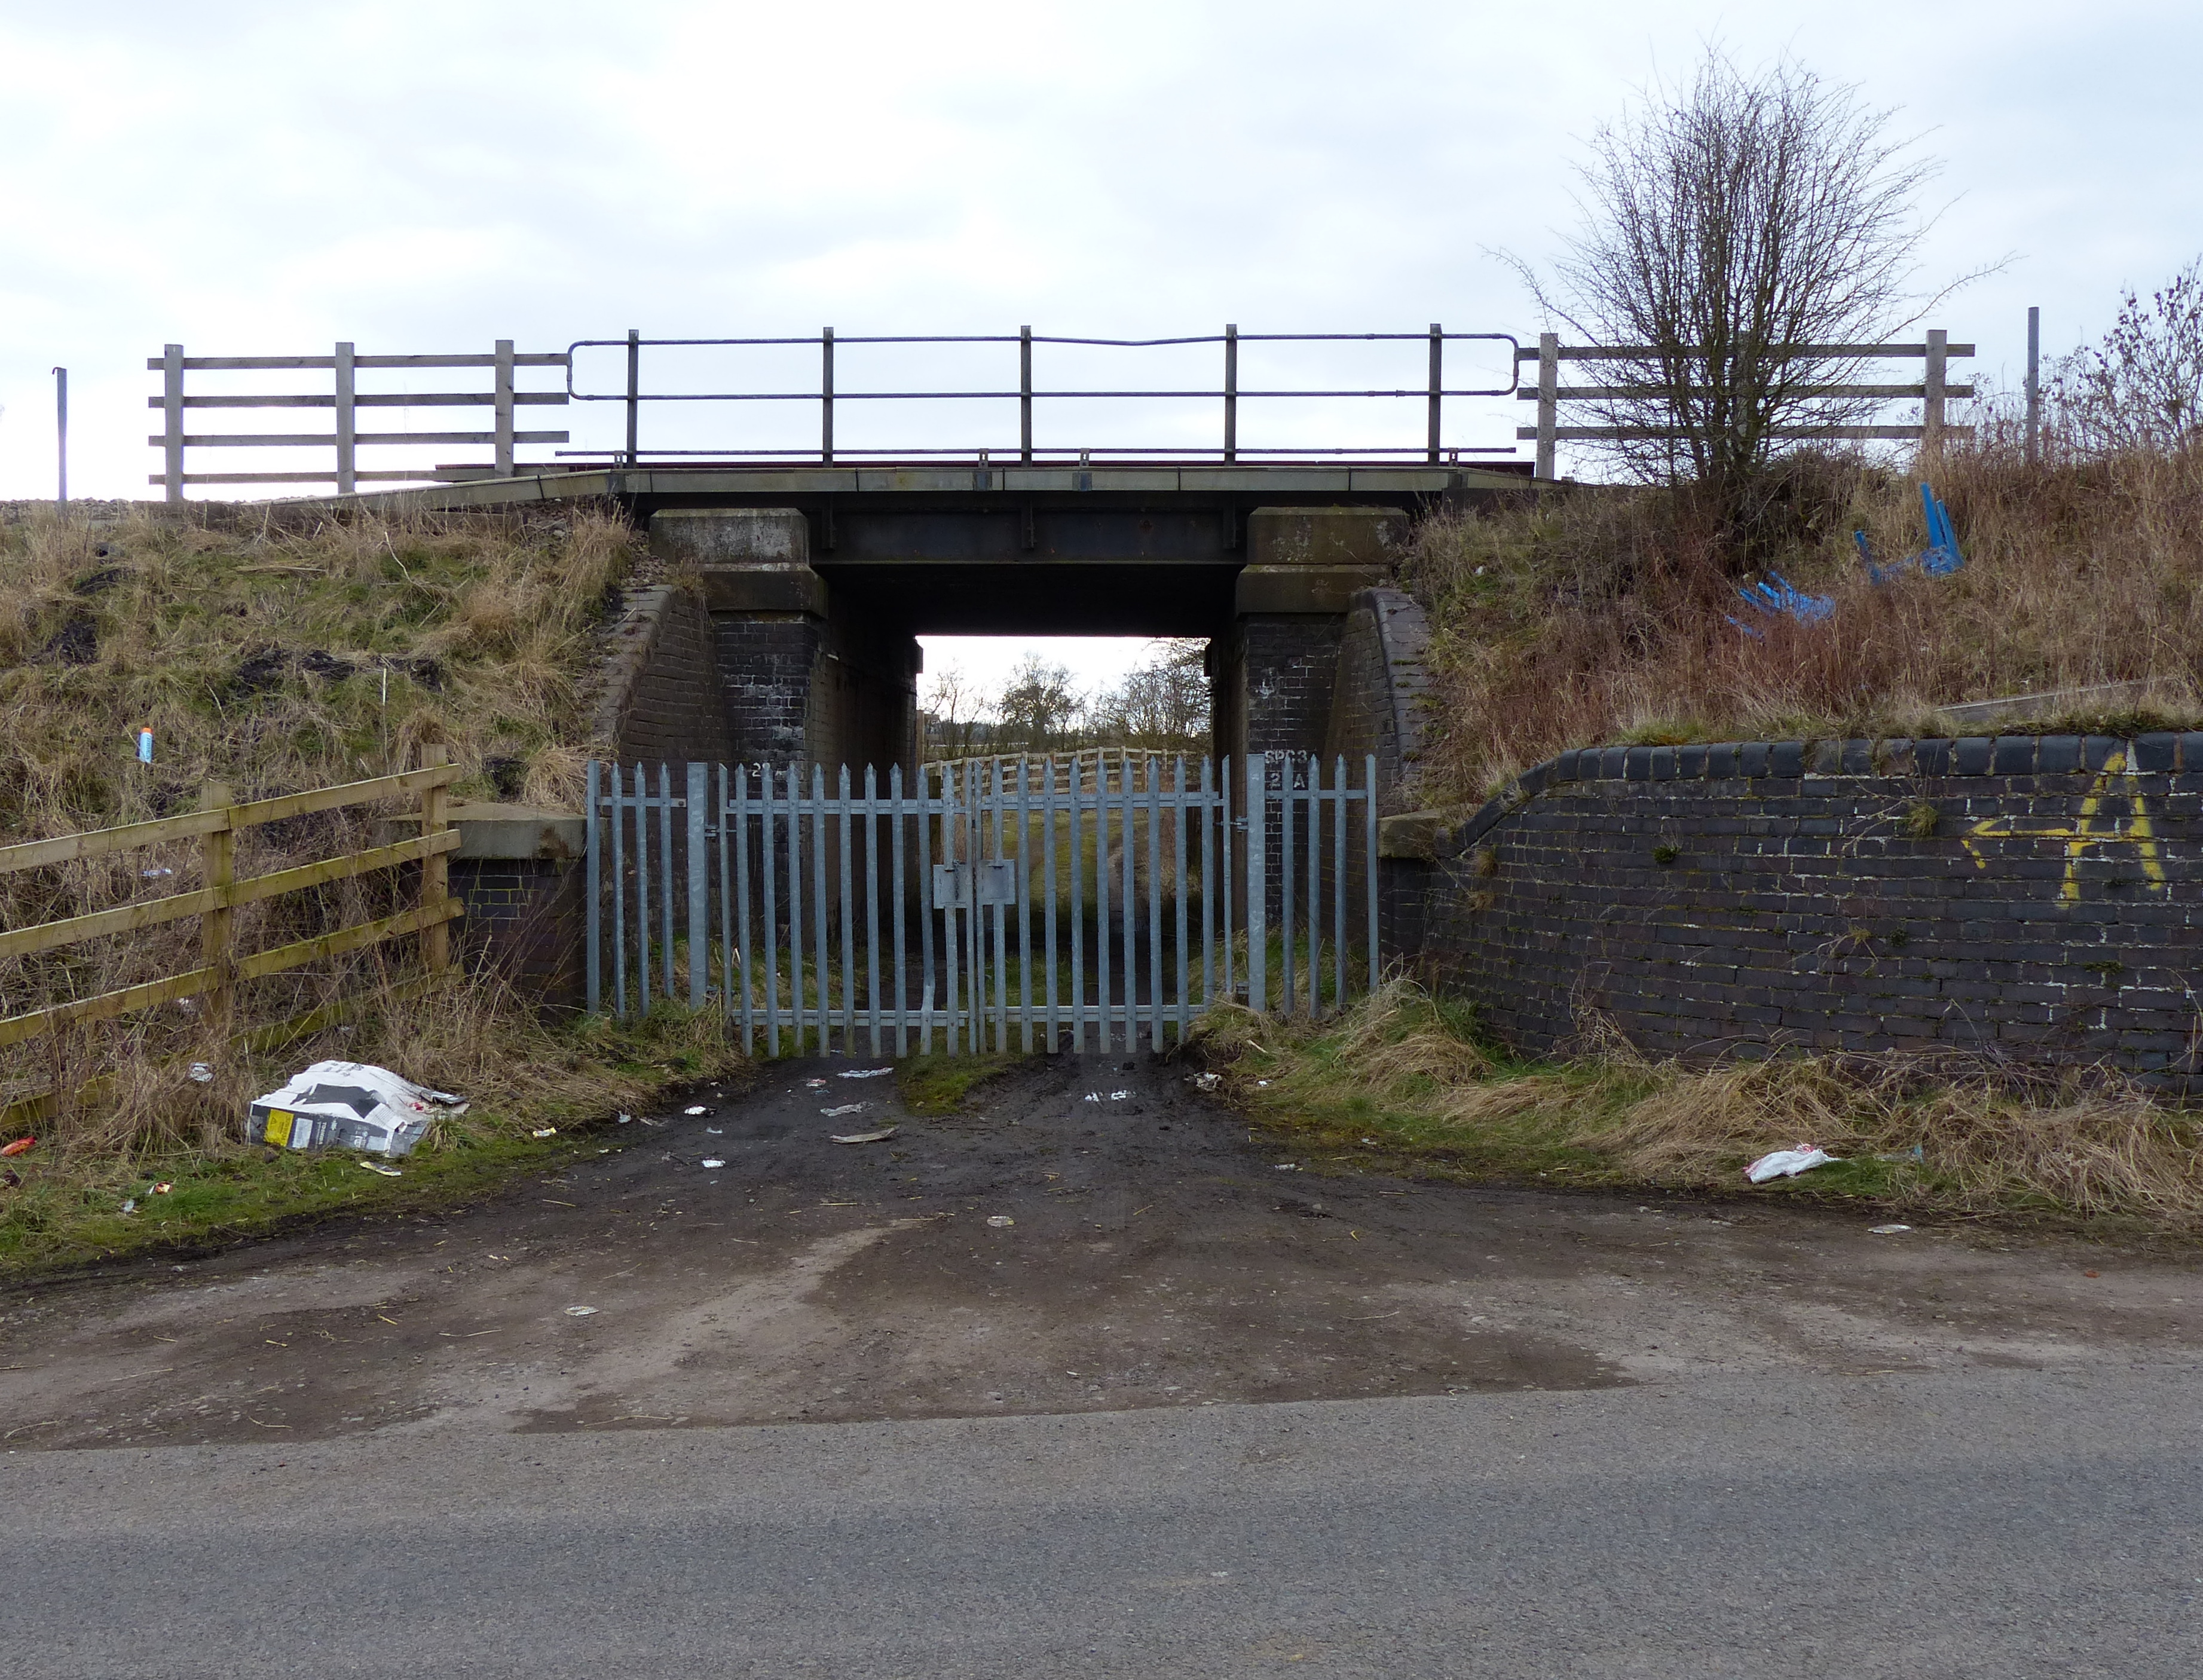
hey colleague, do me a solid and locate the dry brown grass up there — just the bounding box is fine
[1406,442,2203,803]
[1199,981,2203,1229]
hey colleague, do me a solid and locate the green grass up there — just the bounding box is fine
[895,1054,1026,1115]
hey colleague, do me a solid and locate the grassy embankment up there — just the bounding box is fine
[0,502,747,1277]
[1198,982,2203,1234]
[1249,443,2203,1231]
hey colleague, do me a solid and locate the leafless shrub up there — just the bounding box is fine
[2054,258,2203,458]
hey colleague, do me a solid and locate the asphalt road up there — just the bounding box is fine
[5,1364,2200,1678]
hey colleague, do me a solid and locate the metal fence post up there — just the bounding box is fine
[163,344,185,504]
[687,760,709,1008]
[1427,323,1442,463]
[1020,325,1033,461]
[1924,328,1948,451]
[494,338,516,477]
[334,341,356,495]
[51,367,66,515]
[1223,323,1238,463]
[585,760,601,1015]
[821,327,835,464]
[1245,754,1266,1015]
[1535,332,1559,480]
[625,329,640,466]
[2025,307,2041,466]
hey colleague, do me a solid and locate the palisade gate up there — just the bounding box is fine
[584,751,1379,1055]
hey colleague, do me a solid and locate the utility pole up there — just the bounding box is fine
[2024,306,2042,467]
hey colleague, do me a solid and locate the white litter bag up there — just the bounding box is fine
[1744,1144,1840,1183]
[249,1061,469,1157]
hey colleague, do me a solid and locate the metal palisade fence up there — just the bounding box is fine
[585,752,1380,1055]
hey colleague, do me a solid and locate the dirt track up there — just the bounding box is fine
[4,1054,2199,1449]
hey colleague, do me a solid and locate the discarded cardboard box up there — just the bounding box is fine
[249,1061,467,1157]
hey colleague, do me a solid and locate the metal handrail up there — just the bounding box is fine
[563,326,1520,465]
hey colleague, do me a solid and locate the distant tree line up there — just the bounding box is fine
[919,640,1209,761]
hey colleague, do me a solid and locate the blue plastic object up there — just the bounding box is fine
[1734,571,1835,625]
[1856,482,1965,583]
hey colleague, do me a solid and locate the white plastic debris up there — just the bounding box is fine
[564,1306,598,1317]
[617,1113,632,1125]
[1868,1223,1914,1235]
[187,1062,213,1084]
[832,1126,898,1145]
[821,1103,867,1118]
[1192,1072,1222,1091]
[120,1197,137,1214]
[1744,1144,1841,1183]
[986,1215,1015,1228]
[1082,1093,1100,1103]
[701,1158,726,1168]
[839,1067,894,1079]
[530,1127,557,1139]
[248,1061,467,1158]
[684,1105,709,1116]
[1109,1090,1130,1101]
[357,1159,402,1178]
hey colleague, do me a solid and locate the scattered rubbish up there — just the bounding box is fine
[1274,1162,1299,1171]
[135,726,154,765]
[2085,1269,2100,1278]
[985,1215,1015,1228]
[1082,1093,1100,1103]
[684,1105,709,1116]
[821,1103,867,1117]
[1109,1090,1130,1101]
[1868,1223,1912,1235]
[1,1137,36,1158]
[120,1198,137,1215]
[1192,1072,1222,1091]
[142,866,174,879]
[1730,572,1835,633]
[188,1063,213,1084]
[804,1079,828,1090]
[839,1067,894,1079]
[249,1061,467,1157]
[617,1113,632,1125]
[701,1158,727,1168]
[1745,1144,1841,1183]
[705,1127,722,1134]
[1360,1137,1376,1144]
[151,1182,172,1195]
[1858,482,1966,583]
[832,1126,898,1145]
[530,1127,558,1139]
[357,1160,402,1178]
[1255,1079,1271,1088]
[563,1306,598,1317]
[637,1116,663,1127]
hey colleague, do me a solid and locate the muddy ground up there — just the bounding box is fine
[4,1054,2199,1449]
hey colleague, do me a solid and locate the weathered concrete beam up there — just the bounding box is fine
[1246,506,1408,569]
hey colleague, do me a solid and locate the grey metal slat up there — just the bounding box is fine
[839,764,857,1054]
[891,763,908,1058]
[1015,759,1033,1054]
[1245,756,1266,1015]
[1095,760,1112,1051]
[687,762,709,1008]
[1043,755,1060,1052]
[634,764,651,1015]
[786,764,804,1054]
[1069,755,1087,1053]
[917,763,936,1055]
[1220,756,1234,1005]
[1199,755,1214,1020]
[586,760,601,1015]
[966,761,985,1055]
[1305,757,1321,1017]
[731,764,752,1053]
[1147,757,1164,1054]
[1281,755,1298,1017]
[1333,755,1348,1013]
[1366,753,1381,994]
[761,765,781,1057]
[864,764,882,1058]
[658,764,677,1001]
[812,764,831,1054]
[1173,756,1190,1044]
[942,767,960,1055]
[1120,758,1137,1052]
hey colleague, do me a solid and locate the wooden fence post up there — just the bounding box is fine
[420,746,451,972]
[1535,332,1559,481]
[200,780,235,1029]
[163,344,186,506]
[1924,328,1948,453]
[335,341,357,496]
[494,338,515,477]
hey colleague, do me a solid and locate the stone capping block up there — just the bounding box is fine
[1378,810,1446,861]
[696,563,828,616]
[649,507,810,568]
[378,803,584,861]
[1445,730,2190,851]
[1245,505,1409,569]
[1236,565,1390,617]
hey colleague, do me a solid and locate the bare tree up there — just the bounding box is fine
[993,655,1085,755]
[919,663,986,760]
[2054,259,2203,457]
[1090,640,1209,754]
[1513,49,1969,543]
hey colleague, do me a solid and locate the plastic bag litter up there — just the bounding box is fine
[1744,1144,1841,1183]
[249,1061,467,1158]
[357,1160,402,1177]
[985,1215,1015,1228]
[838,1067,894,1079]
[832,1126,898,1145]
[1868,1223,1913,1235]
[821,1103,867,1117]
[701,1158,726,1168]
[684,1105,710,1115]
[564,1305,597,1317]
[187,1063,213,1084]
[1192,1072,1222,1091]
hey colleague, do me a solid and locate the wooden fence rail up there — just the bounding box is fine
[1517,331,1976,478]
[0,752,461,1066]
[148,342,570,500]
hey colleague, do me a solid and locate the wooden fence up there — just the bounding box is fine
[1517,331,1976,478]
[0,752,462,1124]
[148,341,570,501]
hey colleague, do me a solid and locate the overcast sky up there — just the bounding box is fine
[3,0,2197,699]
